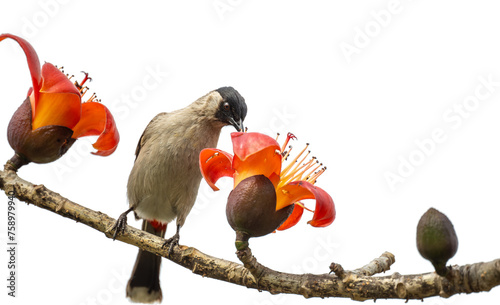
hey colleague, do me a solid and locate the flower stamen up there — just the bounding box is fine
[281,144,309,177]
[282,145,292,159]
[278,132,328,188]
[296,201,314,213]
[81,86,89,97]
[84,92,98,103]
[290,158,317,182]
[304,162,322,182]
[279,155,316,188]
[307,166,326,184]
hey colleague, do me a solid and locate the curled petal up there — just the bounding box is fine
[199,148,235,191]
[38,62,81,95]
[276,180,335,227]
[0,34,41,102]
[91,106,119,156]
[231,132,282,187]
[31,63,81,130]
[277,204,304,231]
[71,102,105,138]
[231,132,281,162]
[306,184,335,227]
[71,102,120,156]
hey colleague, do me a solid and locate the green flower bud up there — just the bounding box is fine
[416,208,458,276]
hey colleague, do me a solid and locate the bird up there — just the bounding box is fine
[112,86,247,303]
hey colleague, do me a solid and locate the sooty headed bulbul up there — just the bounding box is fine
[112,86,247,303]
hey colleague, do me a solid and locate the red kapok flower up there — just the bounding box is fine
[199,132,336,234]
[0,33,119,169]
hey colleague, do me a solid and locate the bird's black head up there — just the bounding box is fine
[215,86,247,132]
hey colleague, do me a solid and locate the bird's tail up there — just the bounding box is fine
[126,220,166,303]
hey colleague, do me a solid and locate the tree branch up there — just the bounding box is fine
[1,168,499,301]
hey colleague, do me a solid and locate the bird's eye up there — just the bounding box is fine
[223,102,230,111]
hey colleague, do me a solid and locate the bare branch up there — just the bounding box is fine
[1,168,499,301]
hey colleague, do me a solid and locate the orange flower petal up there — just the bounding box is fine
[276,181,335,227]
[231,132,282,187]
[268,172,281,188]
[276,181,314,210]
[233,145,282,188]
[231,132,281,162]
[70,102,119,156]
[306,184,335,227]
[71,102,105,138]
[31,63,81,130]
[91,105,119,156]
[39,63,80,94]
[277,204,304,231]
[0,34,41,103]
[199,148,235,191]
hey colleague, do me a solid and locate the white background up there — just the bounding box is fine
[1,1,500,305]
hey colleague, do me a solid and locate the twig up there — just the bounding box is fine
[353,251,396,276]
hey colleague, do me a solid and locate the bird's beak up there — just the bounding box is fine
[229,118,244,132]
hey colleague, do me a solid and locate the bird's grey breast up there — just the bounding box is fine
[127,111,221,223]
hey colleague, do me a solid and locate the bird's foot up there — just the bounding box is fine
[162,232,180,256]
[111,208,133,240]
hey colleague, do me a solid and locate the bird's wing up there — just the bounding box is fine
[134,112,168,161]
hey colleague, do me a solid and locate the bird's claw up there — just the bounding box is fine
[111,213,128,240]
[162,233,180,256]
